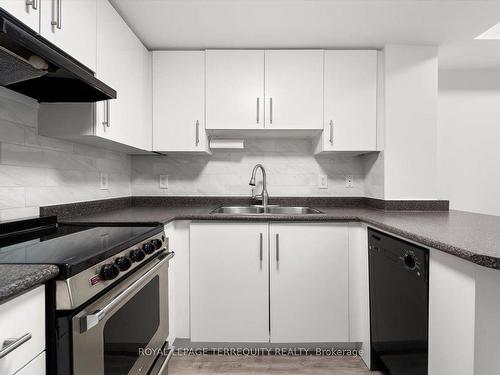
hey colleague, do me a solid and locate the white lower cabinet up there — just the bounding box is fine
[0,286,45,375]
[190,222,350,343]
[190,222,269,342]
[348,223,371,368]
[15,352,45,375]
[269,223,349,342]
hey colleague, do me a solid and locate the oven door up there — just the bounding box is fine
[72,252,173,375]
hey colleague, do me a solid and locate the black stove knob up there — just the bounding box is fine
[115,256,132,271]
[404,253,416,269]
[129,248,146,262]
[151,238,163,250]
[142,242,155,255]
[100,263,120,281]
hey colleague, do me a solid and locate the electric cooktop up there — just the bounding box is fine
[0,216,163,278]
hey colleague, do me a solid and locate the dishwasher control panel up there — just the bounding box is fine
[368,229,428,278]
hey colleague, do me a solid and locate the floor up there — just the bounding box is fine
[169,355,382,375]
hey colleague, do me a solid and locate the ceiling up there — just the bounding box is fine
[110,0,500,70]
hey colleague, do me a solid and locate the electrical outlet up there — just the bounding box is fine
[159,175,169,189]
[345,175,354,188]
[318,174,328,189]
[100,173,109,190]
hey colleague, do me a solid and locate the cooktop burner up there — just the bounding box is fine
[0,216,163,278]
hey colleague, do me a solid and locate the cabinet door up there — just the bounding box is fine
[323,50,377,151]
[190,222,269,342]
[206,50,264,130]
[1,0,40,32]
[153,51,208,152]
[269,223,349,343]
[95,0,152,151]
[0,286,45,375]
[40,0,96,71]
[264,50,323,130]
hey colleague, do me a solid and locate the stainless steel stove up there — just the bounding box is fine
[0,216,175,375]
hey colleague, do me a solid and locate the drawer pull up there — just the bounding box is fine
[0,333,32,359]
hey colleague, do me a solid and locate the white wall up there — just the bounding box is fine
[438,70,500,216]
[0,88,131,221]
[362,152,384,199]
[132,139,366,197]
[383,45,438,200]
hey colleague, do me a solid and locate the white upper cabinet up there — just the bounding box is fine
[205,49,323,131]
[39,0,152,153]
[206,50,264,130]
[40,0,97,71]
[264,50,323,130]
[318,50,377,152]
[153,51,209,153]
[94,0,151,151]
[269,223,349,343]
[1,0,40,32]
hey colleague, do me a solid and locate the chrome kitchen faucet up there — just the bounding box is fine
[249,164,269,207]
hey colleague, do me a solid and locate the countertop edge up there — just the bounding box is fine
[0,265,59,303]
[63,211,500,270]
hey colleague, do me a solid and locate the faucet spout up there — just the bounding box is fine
[249,164,269,207]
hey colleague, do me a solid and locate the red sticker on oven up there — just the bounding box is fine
[89,274,101,286]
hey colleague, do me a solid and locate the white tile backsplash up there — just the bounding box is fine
[131,139,366,197]
[0,88,131,221]
[0,86,375,221]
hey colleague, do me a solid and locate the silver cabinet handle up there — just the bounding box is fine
[102,100,110,127]
[101,101,108,127]
[80,252,174,333]
[0,333,32,359]
[26,0,37,10]
[329,120,334,145]
[51,0,62,29]
[259,233,263,261]
[269,97,273,124]
[107,100,110,127]
[256,98,260,124]
[275,233,279,262]
[195,120,200,146]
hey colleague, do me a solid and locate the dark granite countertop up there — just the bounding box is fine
[61,204,500,270]
[0,264,59,303]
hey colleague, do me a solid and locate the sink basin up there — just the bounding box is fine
[210,206,323,215]
[210,206,265,214]
[265,206,323,215]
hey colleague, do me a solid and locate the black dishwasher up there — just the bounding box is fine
[368,228,429,375]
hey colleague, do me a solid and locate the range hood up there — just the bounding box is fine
[0,9,116,102]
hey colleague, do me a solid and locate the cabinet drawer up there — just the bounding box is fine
[15,352,45,375]
[0,286,45,375]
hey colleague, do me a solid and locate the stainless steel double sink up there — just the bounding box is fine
[210,206,323,215]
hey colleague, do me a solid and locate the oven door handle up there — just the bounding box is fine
[79,251,174,333]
